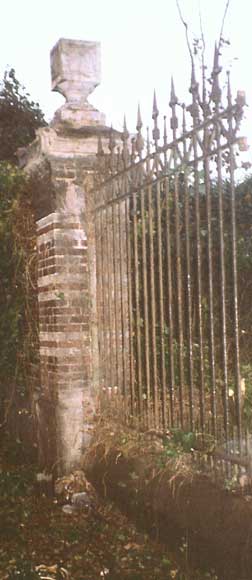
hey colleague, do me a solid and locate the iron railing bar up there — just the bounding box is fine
[118,201,128,397]
[132,189,143,414]
[156,178,167,430]
[105,206,115,389]
[125,196,136,416]
[174,172,185,428]
[215,117,229,443]
[100,209,110,390]
[164,175,175,427]
[147,181,159,428]
[204,130,217,439]
[184,168,194,430]
[94,214,105,389]
[112,203,121,392]
[140,186,151,426]
[191,121,205,433]
[227,76,242,448]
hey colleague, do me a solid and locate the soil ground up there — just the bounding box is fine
[0,442,217,580]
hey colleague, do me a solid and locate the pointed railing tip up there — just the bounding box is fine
[163,115,167,144]
[146,126,150,154]
[212,43,222,77]
[152,90,159,118]
[170,76,178,106]
[189,64,198,96]
[123,114,129,139]
[136,103,143,131]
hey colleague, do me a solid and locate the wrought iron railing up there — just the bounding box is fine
[94,46,250,468]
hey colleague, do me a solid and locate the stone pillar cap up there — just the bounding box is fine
[50,38,105,128]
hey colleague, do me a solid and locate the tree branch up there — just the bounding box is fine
[175,0,194,66]
[218,0,231,49]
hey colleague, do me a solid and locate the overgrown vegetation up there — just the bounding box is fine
[0,70,43,447]
[0,68,46,164]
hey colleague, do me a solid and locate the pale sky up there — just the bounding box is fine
[1,0,252,160]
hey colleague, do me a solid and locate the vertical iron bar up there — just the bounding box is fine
[190,67,205,432]
[227,74,242,446]
[204,136,217,438]
[183,107,194,430]
[132,188,143,414]
[174,173,185,428]
[156,178,167,430]
[164,176,175,427]
[140,185,151,425]
[100,207,110,390]
[215,115,229,443]
[112,202,121,391]
[125,195,136,416]
[95,210,105,388]
[170,79,184,428]
[118,201,128,397]
[147,180,159,427]
[163,118,175,427]
[105,205,114,388]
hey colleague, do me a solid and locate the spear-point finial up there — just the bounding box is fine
[189,64,198,97]
[152,90,159,119]
[169,78,178,132]
[182,104,186,133]
[163,116,167,147]
[122,114,130,167]
[213,43,222,77]
[152,90,160,147]
[211,43,222,104]
[146,127,150,155]
[109,124,116,153]
[123,114,129,140]
[169,77,178,107]
[108,125,116,173]
[136,103,143,132]
[136,104,144,157]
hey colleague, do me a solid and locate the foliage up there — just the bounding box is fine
[0,69,44,443]
[0,162,38,438]
[0,68,46,164]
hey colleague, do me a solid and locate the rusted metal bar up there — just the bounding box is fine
[132,187,143,414]
[213,81,229,443]
[227,73,242,447]
[170,79,184,428]
[147,180,159,427]
[111,202,121,391]
[163,117,175,427]
[190,65,205,433]
[94,211,105,388]
[204,136,217,438]
[140,184,151,424]
[125,196,136,416]
[182,106,194,431]
[105,205,114,388]
[156,177,167,429]
[118,201,128,397]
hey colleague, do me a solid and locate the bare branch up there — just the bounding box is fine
[199,2,206,103]
[175,0,194,66]
[218,0,231,49]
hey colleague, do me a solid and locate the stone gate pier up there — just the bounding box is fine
[23,39,111,476]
